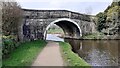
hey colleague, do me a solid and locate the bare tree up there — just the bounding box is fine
[85,6,93,15]
[2,1,22,36]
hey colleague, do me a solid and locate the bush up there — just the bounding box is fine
[2,35,19,58]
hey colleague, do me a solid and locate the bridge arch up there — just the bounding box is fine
[44,18,82,39]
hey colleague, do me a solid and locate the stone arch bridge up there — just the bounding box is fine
[19,9,96,41]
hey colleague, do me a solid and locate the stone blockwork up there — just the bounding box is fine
[20,9,96,41]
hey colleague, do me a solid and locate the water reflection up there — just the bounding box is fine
[65,39,119,66]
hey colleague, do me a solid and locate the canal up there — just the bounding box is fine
[46,34,119,66]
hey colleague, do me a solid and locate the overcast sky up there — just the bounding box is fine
[17,0,113,15]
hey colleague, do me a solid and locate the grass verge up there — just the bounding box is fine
[2,40,47,67]
[82,32,105,39]
[59,42,91,67]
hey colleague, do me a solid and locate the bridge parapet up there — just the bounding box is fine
[22,9,91,22]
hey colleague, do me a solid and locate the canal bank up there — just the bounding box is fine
[59,42,91,66]
[82,32,120,40]
[2,39,90,67]
[32,41,90,66]
[2,40,47,67]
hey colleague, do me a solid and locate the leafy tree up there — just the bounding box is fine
[96,0,120,34]
[96,12,107,32]
[104,6,111,13]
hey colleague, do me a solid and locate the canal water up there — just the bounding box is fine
[46,34,119,66]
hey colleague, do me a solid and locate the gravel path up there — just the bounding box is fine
[32,41,64,66]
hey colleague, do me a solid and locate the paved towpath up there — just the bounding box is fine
[32,41,64,66]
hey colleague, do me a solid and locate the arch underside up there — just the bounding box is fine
[55,21,80,38]
[44,19,82,39]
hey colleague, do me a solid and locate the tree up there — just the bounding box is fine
[2,1,22,36]
[96,12,107,32]
[85,6,93,15]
